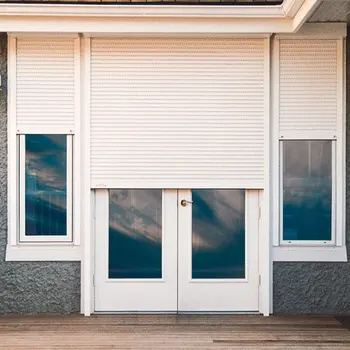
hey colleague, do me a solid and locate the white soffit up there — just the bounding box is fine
[0,0,324,34]
[308,0,350,23]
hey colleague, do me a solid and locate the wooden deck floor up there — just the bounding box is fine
[0,315,349,349]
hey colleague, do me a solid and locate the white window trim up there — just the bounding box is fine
[6,34,82,261]
[273,246,347,262]
[6,244,81,261]
[19,134,73,243]
[271,32,347,262]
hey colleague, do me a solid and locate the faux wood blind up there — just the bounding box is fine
[279,39,339,137]
[90,37,265,189]
[16,37,76,131]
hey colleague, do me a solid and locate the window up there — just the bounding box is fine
[19,134,73,242]
[280,140,334,244]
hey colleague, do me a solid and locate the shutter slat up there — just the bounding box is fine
[279,39,338,135]
[90,37,265,188]
[16,37,76,130]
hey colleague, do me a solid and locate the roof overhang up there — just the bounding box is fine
[0,0,328,34]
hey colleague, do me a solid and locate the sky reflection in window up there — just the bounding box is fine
[25,134,67,236]
[283,140,332,241]
[109,189,162,279]
[192,189,245,279]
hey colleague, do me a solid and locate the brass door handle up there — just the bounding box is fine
[181,199,193,207]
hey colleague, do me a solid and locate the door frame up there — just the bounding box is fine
[90,189,269,315]
[94,189,178,313]
[79,36,271,316]
[177,189,260,312]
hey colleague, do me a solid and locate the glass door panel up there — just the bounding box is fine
[95,189,177,313]
[109,189,162,279]
[192,189,246,279]
[95,189,259,313]
[178,189,259,312]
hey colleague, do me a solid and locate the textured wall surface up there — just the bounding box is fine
[0,33,81,315]
[273,31,350,315]
[273,262,350,315]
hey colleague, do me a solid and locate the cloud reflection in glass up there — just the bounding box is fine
[25,135,67,236]
[109,189,162,279]
[192,189,245,279]
[283,140,332,241]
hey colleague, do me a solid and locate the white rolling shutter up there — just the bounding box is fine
[15,36,77,131]
[90,37,265,189]
[279,39,339,138]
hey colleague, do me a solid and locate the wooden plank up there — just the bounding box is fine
[0,315,348,350]
[0,314,341,324]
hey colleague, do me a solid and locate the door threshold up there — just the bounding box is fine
[177,311,260,315]
[93,311,260,315]
[94,311,178,315]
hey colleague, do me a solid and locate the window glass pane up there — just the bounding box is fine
[192,189,245,279]
[25,135,67,236]
[109,190,162,279]
[283,140,332,241]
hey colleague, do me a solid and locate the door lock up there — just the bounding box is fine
[181,199,193,207]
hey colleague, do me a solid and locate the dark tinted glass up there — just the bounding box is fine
[25,135,67,236]
[192,189,245,279]
[283,140,332,241]
[109,189,162,279]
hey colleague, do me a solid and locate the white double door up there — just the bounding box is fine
[94,189,259,313]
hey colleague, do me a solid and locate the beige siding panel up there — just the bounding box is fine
[279,39,338,136]
[16,37,76,129]
[90,37,265,189]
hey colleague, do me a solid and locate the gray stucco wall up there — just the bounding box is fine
[273,31,350,315]
[0,33,81,315]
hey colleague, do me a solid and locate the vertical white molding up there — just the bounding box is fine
[271,37,280,248]
[90,187,96,312]
[81,35,92,316]
[73,35,81,246]
[7,35,17,247]
[278,142,284,245]
[335,38,345,247]
[331,139,337,245]
[260,37,271,316]
[66,135,73,242]
[343,37,347,248]
[18,135,25,242]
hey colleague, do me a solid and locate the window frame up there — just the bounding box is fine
[18,134,73,243]
[272,33,346,262]
[6,34,81,262]
[279,140,336,247]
